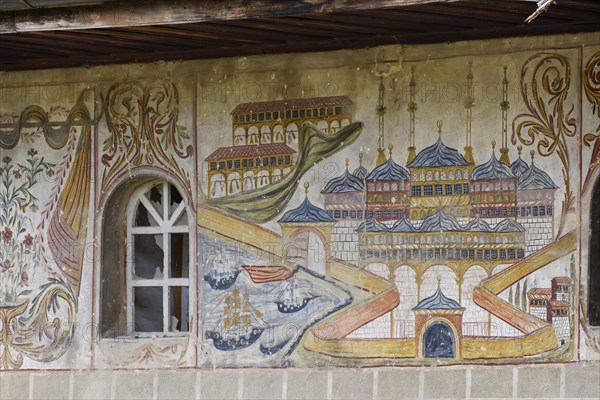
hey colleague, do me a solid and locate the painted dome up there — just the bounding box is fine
[517,163,558,190]
[510,156,529,177]
[465,216,492,232]
[278,198,336,223]
[366,157,409,181]
[356,216,389,232]
[353,165,368,180]
[407,138,470,168]
[472,153,516,180]
[419,211,463,232]
[389,217,417,233]
[321,169,364,193]
[413,288,463,310]
[493,218,526,232]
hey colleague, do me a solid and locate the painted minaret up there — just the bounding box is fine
[407,65,417,164]
[464,61,475,164]
[499,66,511,166]
[376,77,387,166]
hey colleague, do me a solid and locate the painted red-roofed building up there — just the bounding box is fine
[230,96,353,147]
[205,143,296,197]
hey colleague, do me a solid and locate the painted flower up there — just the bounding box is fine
[30,204,39,213]
[1,227,13,244]
[27,148,38,157]
[12,170,21,179]
[1,156,11,164]
[47,169,55,177]
[23,233,33,249]
[0,167,4,176]
[21,271,29,286]
[0,259,13,273]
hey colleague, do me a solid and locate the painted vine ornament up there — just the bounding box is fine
[0,92,92,369]
[582,51,600,193]
[512,52,577,238]
[101,79,193,191]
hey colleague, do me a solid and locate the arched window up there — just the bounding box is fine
[101,179,191,337]
[589,179,600,326]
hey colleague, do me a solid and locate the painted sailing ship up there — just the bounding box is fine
[274,279,314,313]
[204,257,242,290]
[206,288,265,351]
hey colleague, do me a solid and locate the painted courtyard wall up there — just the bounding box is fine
[0,31,599,398]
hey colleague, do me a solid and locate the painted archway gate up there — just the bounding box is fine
[1,35,600,369]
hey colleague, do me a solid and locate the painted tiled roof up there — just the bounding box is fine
[549,300,570,308]
[510,156,529,177]
[419,211,463,232]
[356,216,389,232]
[517,163,558,190]
[278,198,336,223]
[528,288,552,299]
[465,216,492,232]
[553,277,573,285]
[407,138,470,168]
[413,288,463,310]
[322,169,364,193]
[366,157,409,181]
[231,96,352,115]
[353,165,368,180]
[205,143,296,162]
[389,217,417,233]
[493,218,526,232]
[471,153,516,180]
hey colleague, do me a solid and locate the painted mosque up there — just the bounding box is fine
[275,65,569,345]
[204,63,571,352]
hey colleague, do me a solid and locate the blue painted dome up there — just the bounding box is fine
[278,198,336,223]
[472,153,516,180]
[321,169,364,193]
[356,216,389,232]
[517,163,558,190]
[366,157,409,181]
[419,211,463,232]
[465,216,492,232]
[389,217,417,233]
[353,165,368,180]
[407,138,470,168]
[413,288,463,310]
[510,156,529,177]
[493,218,526,232]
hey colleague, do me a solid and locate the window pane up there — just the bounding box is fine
[169,286,189,332]
[134,202,159,227]
[134,234,164,279]
[169,233,189,278]
[134,286,163,332]
[145,185,164,217]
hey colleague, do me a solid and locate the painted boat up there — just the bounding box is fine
[206,288,265,351]
[274,279,314,313]
[204,258,242,290]
[242,265,294,284]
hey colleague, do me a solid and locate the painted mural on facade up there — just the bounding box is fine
[0,36,599,369]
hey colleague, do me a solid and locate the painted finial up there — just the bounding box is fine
[467,60,473,79]
[517,145,523,157]
[388,143,394,157]
[530,150,535,163]
[345,157,350,169]
[359,152,363,166]
[437,275,442,289]
[304,182,309,196]
[503,65,508,84]
[492,140,496,152]
[437,120,443,137]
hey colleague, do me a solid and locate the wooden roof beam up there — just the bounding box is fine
[0,0,464,33]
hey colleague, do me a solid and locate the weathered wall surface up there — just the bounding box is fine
[0,31,599,398]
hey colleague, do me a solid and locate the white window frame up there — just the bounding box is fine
[125,180,191,337]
